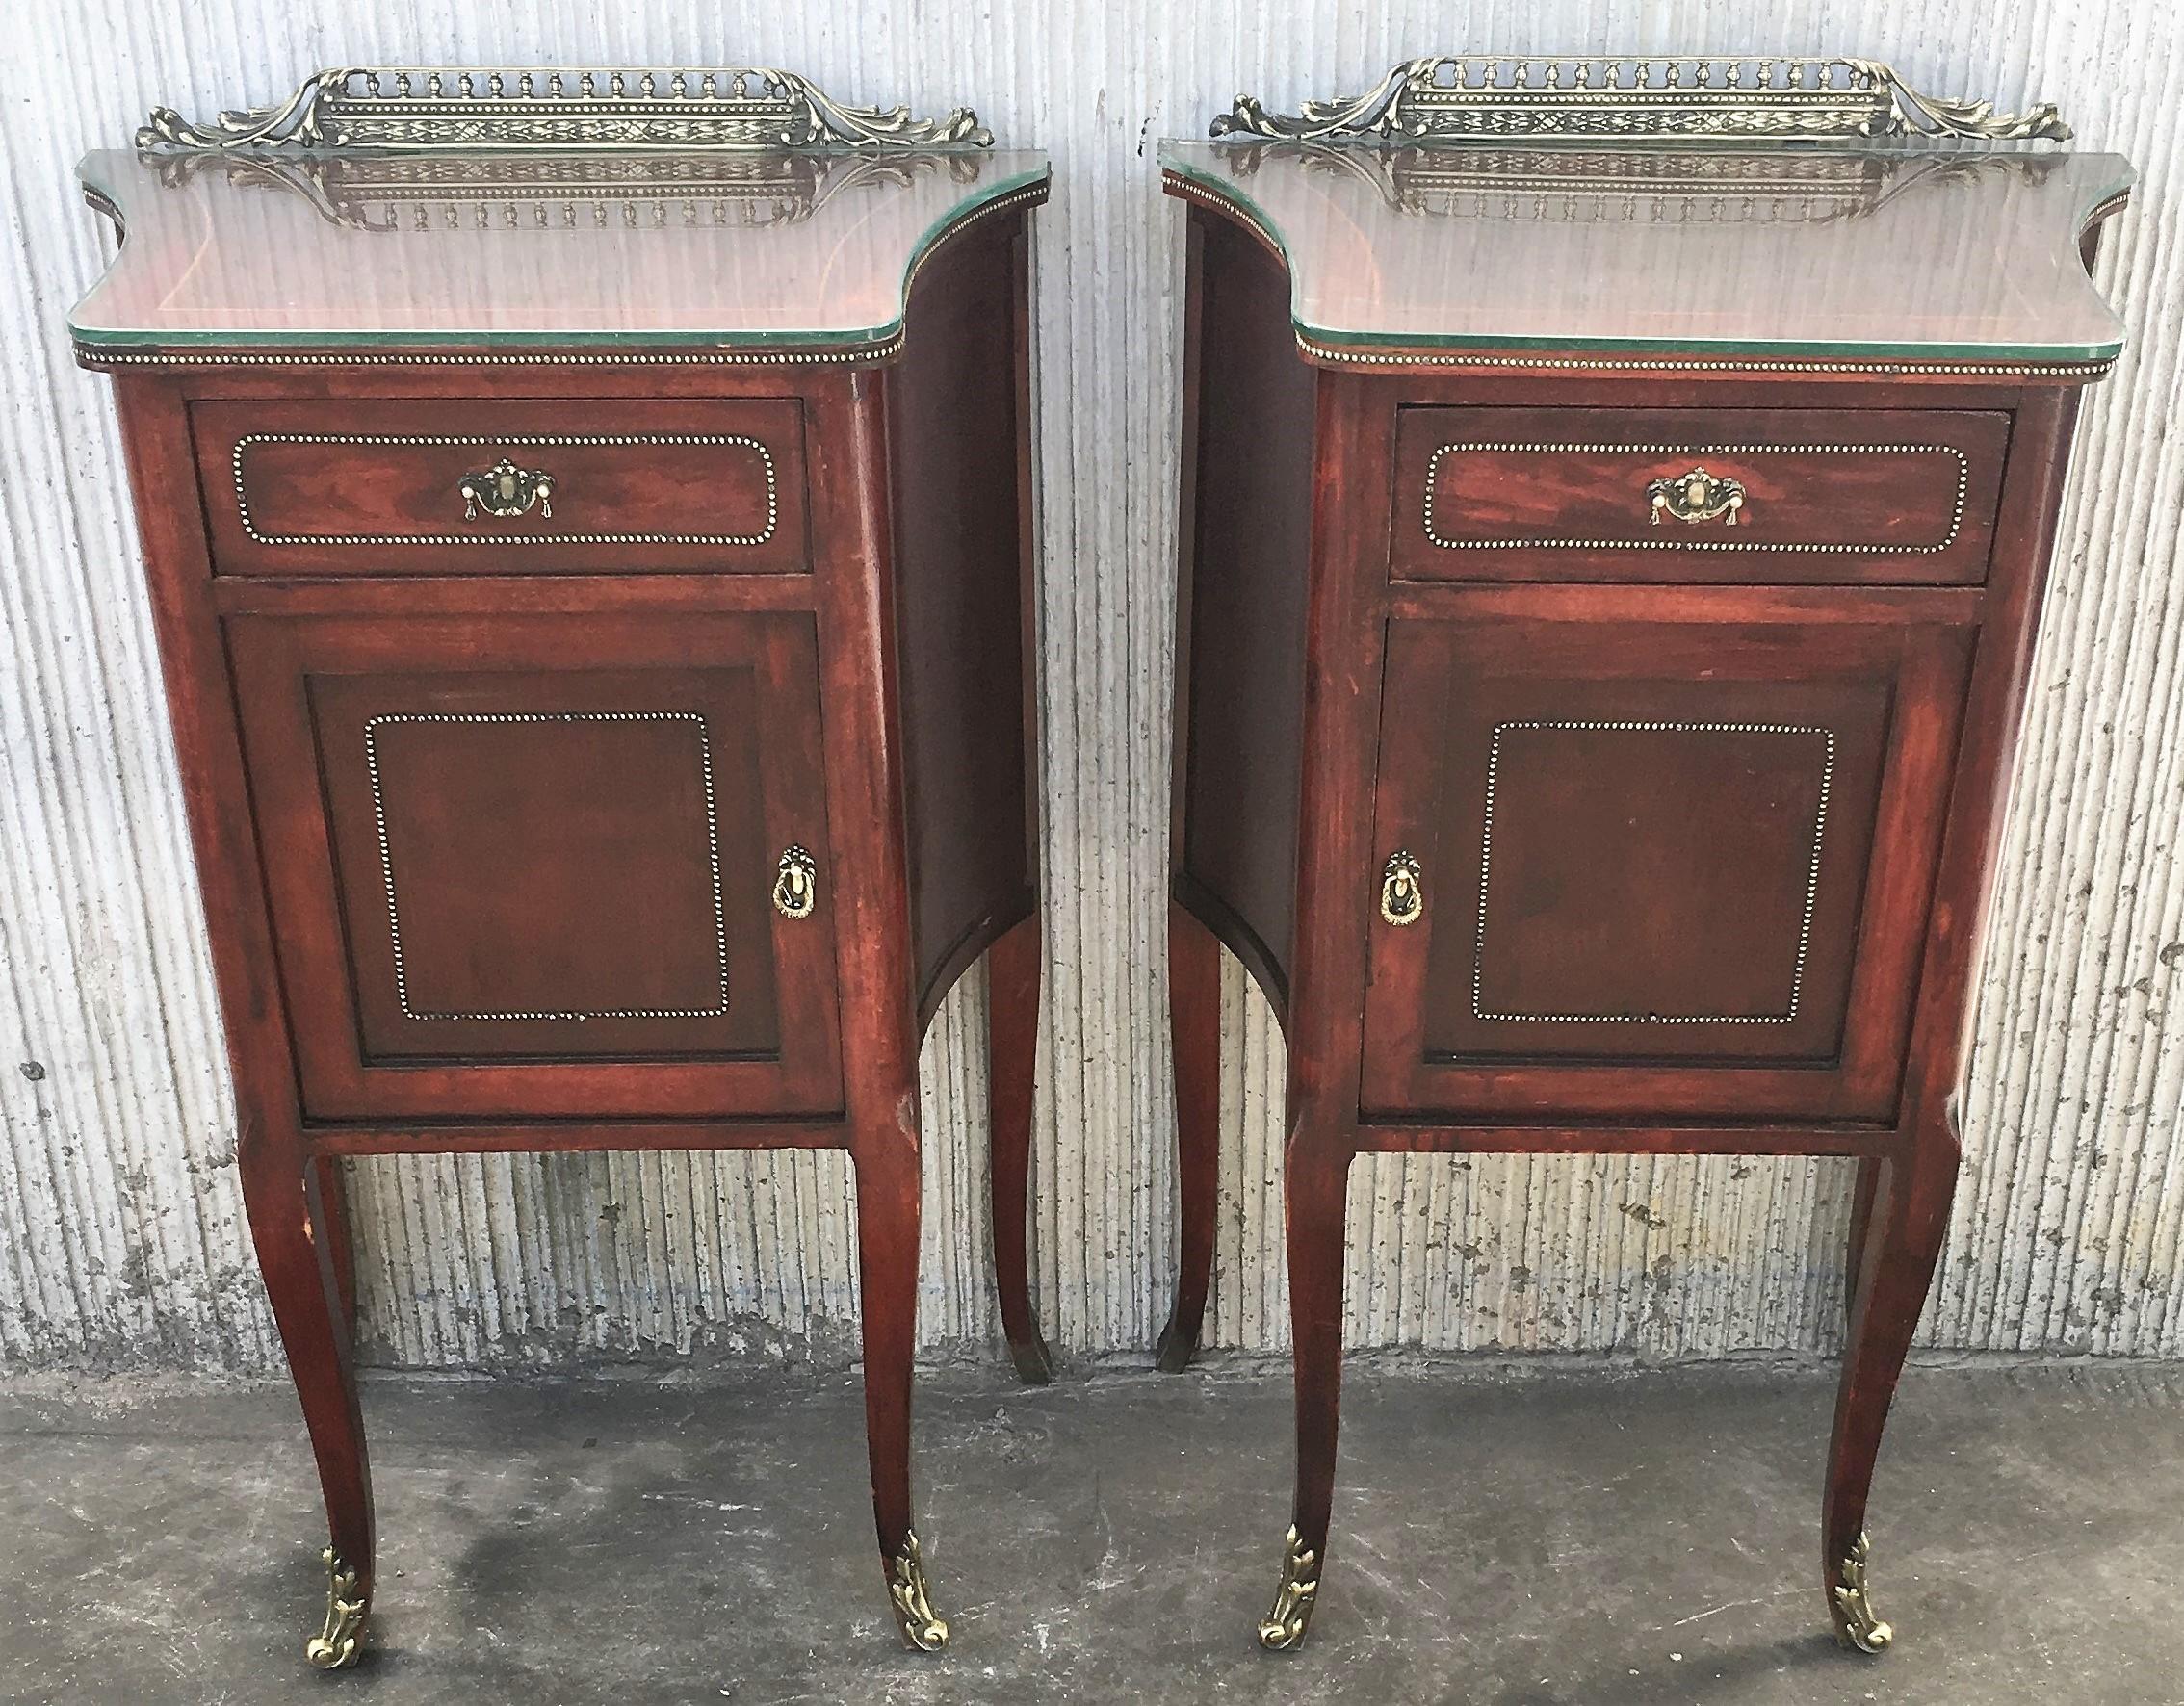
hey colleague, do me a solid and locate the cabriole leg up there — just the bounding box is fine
[1261,1138,1352,1651]
[852,1136,948,1651]
[239,1137,374,1669]
[1823,1109,1962,1654]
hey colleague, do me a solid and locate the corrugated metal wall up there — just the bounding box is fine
[2,2,2179,1374]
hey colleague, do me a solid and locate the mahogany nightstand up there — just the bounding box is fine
[1153,54,2131,1654]
[71,65,1050,1666]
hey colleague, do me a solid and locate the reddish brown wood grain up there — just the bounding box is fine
[1164,181,2115,1653]
[1389,404,2008,583]
[194,397,811,576]
[93,198,1048,1660]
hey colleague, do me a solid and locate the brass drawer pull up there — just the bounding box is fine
[459,456,556,521]
[1648,465,1745,526]
[1380,850,1423,926]
[773,845,819,919]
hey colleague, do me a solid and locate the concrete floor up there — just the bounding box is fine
[2,1358,2181,1704]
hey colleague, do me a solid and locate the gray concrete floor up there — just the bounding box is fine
[1,1358,2181,1704]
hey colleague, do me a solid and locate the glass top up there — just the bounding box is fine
[70,147,1048,350]
[1161,140,2132,362]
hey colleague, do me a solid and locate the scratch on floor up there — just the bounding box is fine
[638,1492,757,1512]
[1664,1587,1803,1628]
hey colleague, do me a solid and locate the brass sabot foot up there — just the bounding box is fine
[888,1529,949,1653]
[304,1546,368,1670]
[1258,1524,1321,1651]
[1831,1531,1894,1655]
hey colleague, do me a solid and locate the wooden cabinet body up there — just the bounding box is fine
[1157,115,2129,1655]
[74,90,1049,1666]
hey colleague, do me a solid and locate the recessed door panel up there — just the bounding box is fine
[229,610,842,1122]
[1362,609,1973,1124]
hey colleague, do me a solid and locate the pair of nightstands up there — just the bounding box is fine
[72,57,2128,1668]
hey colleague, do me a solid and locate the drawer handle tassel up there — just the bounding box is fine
[1647,466,1745,527]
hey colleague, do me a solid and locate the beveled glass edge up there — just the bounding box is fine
[66,150,1050,352]
[1158,141,2135,365]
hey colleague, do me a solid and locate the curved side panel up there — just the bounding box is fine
[1169,201,1317,1022]
[887,209,1040,1034]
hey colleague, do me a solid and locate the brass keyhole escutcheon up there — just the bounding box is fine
[1380,850,1424,926]
[772,845,819,919]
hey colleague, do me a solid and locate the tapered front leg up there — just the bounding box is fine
[986,914,1053,1383]
[238,1137,374,1669]
[1157,900,1223,1372]
[1261,1137,1352,1651]
[1823,1108,1963,1654]
[852,1134,948,1651]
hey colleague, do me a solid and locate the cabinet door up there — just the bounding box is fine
[228,610,842,1123]
[1361,610,1973,1124]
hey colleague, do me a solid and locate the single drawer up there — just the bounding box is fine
[1390,406,2009,584]
[193,398,808,576]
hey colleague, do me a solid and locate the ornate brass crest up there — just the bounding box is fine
[1210,56,2068,146]
[138,66,992,154]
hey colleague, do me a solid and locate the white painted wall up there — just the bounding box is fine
[2,2,2179,1373]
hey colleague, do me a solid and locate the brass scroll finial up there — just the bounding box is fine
[1210,56,2069,145]
[139,66,993,153]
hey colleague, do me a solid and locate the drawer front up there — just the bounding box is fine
[228,609,843,1123]
[1361,607,1973,1124]
[1391,406,2008,584]
[194,398,808,576]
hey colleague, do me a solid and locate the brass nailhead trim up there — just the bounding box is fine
[1304,334,2112,378]
[364,711,730,1022]
[232,431,778,548]
[79,336,901,369]
[1474,719,1834,1025]
[1423,440,1969,556]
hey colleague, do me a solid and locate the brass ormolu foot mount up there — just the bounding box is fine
[888,1530,949,1652]
[1831,1531,1894,1655]
[1258,1524,1322,1650]
[304,1546,368,1669]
